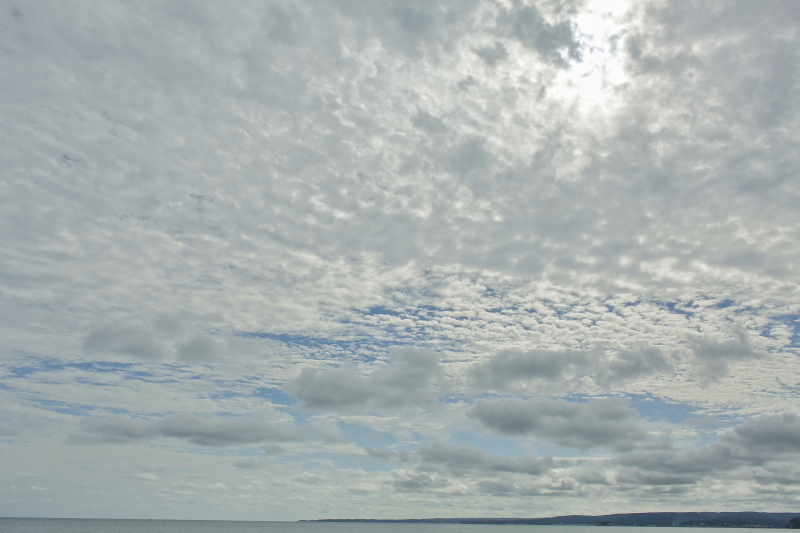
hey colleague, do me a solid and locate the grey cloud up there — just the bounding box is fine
[444,137,494,183]
[595,346,673,388]
[616,449,709,488]
[0,423,19,437]
[265,4,300,46]
[67,416,157,445]
[386,441,554,495]
[469,348,590,392]
[411,110,447,134]
[67,414,304,447]
[83,325,164,360]
[502,4,580,65]
[617,413,800,486]
[364,447,411,464]
[568,465,611,485]
[752,464,800,486]
[616,467,697,486]
[285,347,441,411]
[263,443,288,454]
[417,441,552,476]
[84,316,248,364]
[177,335,221,363]
[619,443,750,481]
[233,458,268,470]
[291,472,323,485]
[625,34,663,74]
[331,0,482,57]
[473,41,508,66]
[287,365,373,410]
[721,413,800,454]
[395,5,434,36]
[158,414,302,446]
[392,471,450,492]
[469,397,647,451]
[455,414,800,491]
[470,346,674,392]
[153,312,190,336]
[478,479,517,494]
[691,327,758,380]
[457,74,476,90]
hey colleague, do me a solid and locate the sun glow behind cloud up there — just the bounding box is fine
[561,0,631,119]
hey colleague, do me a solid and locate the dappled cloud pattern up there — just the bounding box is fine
[2,0,800,521]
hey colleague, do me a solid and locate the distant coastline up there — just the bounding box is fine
[303,512,800,528]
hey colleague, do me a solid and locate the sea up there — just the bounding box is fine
[0,521,781,533]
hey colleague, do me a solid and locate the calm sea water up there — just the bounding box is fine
[0,521,780,533]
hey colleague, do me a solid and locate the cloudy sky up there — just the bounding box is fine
[2,0,800,521]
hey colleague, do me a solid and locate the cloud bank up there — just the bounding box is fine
[470,398,648,452]
[68,414,304,447]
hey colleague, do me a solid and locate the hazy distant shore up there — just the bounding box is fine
[304,512,800,528]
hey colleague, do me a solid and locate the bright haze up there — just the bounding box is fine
[1,0,800,522]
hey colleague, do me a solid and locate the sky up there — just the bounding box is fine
[1,0,800,522]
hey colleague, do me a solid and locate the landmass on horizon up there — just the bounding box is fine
[305,512,800,528]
